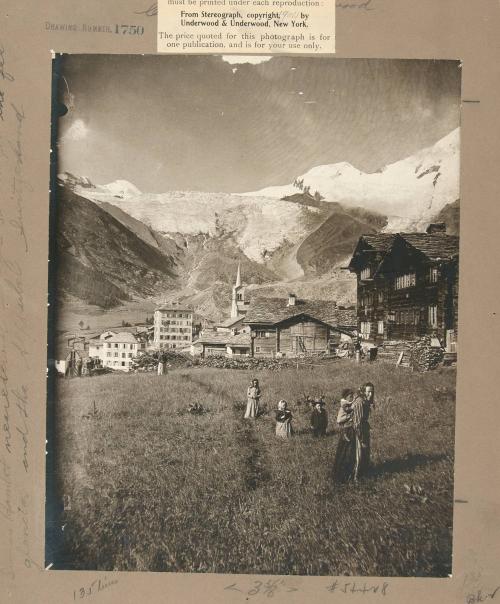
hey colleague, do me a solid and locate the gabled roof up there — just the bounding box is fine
[349,231,459,272]
[398,233,459,261]
[347,234,396,271]
[193,332,251,347]
[243,297,357,329]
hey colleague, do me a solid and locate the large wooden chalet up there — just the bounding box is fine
[347,223,459,349]
[243,294,356,357]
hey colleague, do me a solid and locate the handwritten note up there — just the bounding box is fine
[0,37,37,579]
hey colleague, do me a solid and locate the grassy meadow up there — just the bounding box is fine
[49,361,456,576]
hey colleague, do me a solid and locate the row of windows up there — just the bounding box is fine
[360,291,384,307]
[106,342,137,349]
[159,327,191,334]
[157,312,192,319]
[159,335,190,341]
[105,360,128,367]
[361,305,439,333]
[106,352,134,358]
[161,319,192,326]
[394,272,416,290]
[360,267,440,288]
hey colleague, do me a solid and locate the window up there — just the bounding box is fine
[428,305,438,327]
[394,272,416,290]
[377,321,384,335]
[237,293,243,301]
[360,267,371,280]
[360,321,371,336]
[122,353,126,358]
[121,362,125,366]
[429,267,439,283]
[128,353,133,358]
[378,291,384,303]
[106,352,111,357]
[255,346,261,353]
[114,343,118,348]
[107,343,111,348]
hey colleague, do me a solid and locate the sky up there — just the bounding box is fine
[57,55,461,194]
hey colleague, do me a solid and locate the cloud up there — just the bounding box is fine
[63,119,89,141]
[222,55,272,65]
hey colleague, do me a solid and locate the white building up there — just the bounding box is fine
[89,331,145,372]
[153,303,193,350]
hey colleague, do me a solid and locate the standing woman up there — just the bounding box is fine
[245,378,261,419]
[352,382,375,480]
[332,382,375,483]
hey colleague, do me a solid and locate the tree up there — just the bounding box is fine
[314,190,325,202]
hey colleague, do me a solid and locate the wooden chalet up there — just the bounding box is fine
[243,294,356,357]
[347,223,459,349]
[191,331,251,358]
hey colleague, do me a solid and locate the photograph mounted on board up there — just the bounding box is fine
[46,54,461,576]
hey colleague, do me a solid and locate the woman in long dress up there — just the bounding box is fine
[244,378,261,419]
[332,382,375,483]
[275,400,293,439]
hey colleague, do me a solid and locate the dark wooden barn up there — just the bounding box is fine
[243,294,356,357]
[347,224,459,350]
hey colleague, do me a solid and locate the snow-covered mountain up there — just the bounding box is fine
[75,187,318,264]
[243,128,460,232]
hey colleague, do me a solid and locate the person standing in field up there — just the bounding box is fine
[310,398,328,437]
[332,382,375,483]
[275,399,293,439]
[245,378,261,419]
[157,350,165,375]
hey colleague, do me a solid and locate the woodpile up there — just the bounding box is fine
[409,336,444,372]
[378,337,445,371]
[131,350,190,371]
[193,355,328,371]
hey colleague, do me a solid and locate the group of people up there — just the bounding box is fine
[244,378,375,483]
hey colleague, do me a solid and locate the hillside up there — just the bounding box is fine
[75,187,323,264]
[54,184,179,308]
[244,129,460,232]
[296,204,387,275]
[433,199,460,236]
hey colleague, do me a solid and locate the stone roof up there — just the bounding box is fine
[243,297,357,328]
[399,233,459,261]
[361,234,396,252]
[193,332,251,347]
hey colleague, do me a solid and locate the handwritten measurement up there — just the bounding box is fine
[225,578,298,598]
[73,577,119,600]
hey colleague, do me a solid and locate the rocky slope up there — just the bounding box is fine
[54,183,179,308]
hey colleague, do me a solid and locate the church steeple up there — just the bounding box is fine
[231,262,245,319]
[235,262,241,288]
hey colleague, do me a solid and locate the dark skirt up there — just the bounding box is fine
[332,427,357,483]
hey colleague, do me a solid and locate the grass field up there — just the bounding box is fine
[48,361,456,576]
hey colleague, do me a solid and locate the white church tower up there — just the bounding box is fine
[230,263,248,318]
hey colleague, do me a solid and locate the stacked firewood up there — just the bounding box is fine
[130,350,190,371]
[409,336,444,372]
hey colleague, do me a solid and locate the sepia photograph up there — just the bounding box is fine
[46,54,461,576]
